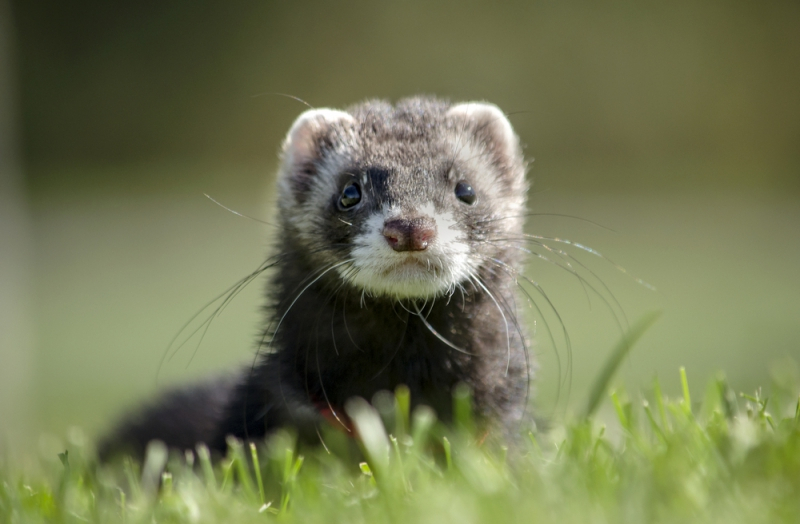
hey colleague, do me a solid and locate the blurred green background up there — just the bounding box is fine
[1,0,798,451]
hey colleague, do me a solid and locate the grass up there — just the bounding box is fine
[2,370,799,524]
[3,307,800,524]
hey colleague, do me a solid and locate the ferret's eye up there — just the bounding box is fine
[454,181,477,205]
[338,182,362,209]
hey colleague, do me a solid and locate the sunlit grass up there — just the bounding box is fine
[2,364,799,524]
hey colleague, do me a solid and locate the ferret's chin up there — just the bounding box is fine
[343,265,460,300]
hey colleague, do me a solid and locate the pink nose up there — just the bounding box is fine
[382,216,437,252]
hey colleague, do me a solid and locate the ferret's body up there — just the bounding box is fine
[100,97,531,460]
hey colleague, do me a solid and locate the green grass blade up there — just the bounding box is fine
[583,311,662,419]
[442,436,452,471]
[453,382,474,434]
[680,367,692,415]
[795,395,800,423]
[195,443,217,490]
[395,384,411,438]
[250,443,266,505]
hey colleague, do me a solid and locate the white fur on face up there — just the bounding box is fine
[340,202,476,299]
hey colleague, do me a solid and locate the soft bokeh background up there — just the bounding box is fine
[2,0,798,451]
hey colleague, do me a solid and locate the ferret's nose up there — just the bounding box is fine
[383,216,437,252]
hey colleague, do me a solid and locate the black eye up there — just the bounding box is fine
[338,182,362,209]
[454,181,477,205]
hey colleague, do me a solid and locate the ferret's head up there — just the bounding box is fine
[276,97,527,300]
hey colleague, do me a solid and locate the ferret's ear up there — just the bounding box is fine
[446,102,521,168]
[280,108,354,197]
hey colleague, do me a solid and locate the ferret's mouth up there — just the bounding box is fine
[382,256,434,275]
[341,253,463,299]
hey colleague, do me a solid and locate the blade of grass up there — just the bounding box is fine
[195,444,217,490]
[653,376,669,431]
[395,385,410,439]
[453,382,474,435]
[410,406,436,456]
[250,443,265,505]
[442,436,452,471]
[680,367,692,415]
[227,437,256,502]
[795,395,800,423]
[583,311,662,419]
[122,457,142,502]
[642,400,666,442]
[611,390,630,431]
[141,440,168,500]
[390,435,409,492]
[346,397,390,480]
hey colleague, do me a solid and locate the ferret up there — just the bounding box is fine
[99,96,531,460]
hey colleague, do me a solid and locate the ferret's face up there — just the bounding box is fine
[277,99,527,300]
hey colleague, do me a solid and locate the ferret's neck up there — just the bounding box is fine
[266,259,503,411]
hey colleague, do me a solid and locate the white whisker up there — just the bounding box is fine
[470,275,512,376]
[411,301,474,356]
